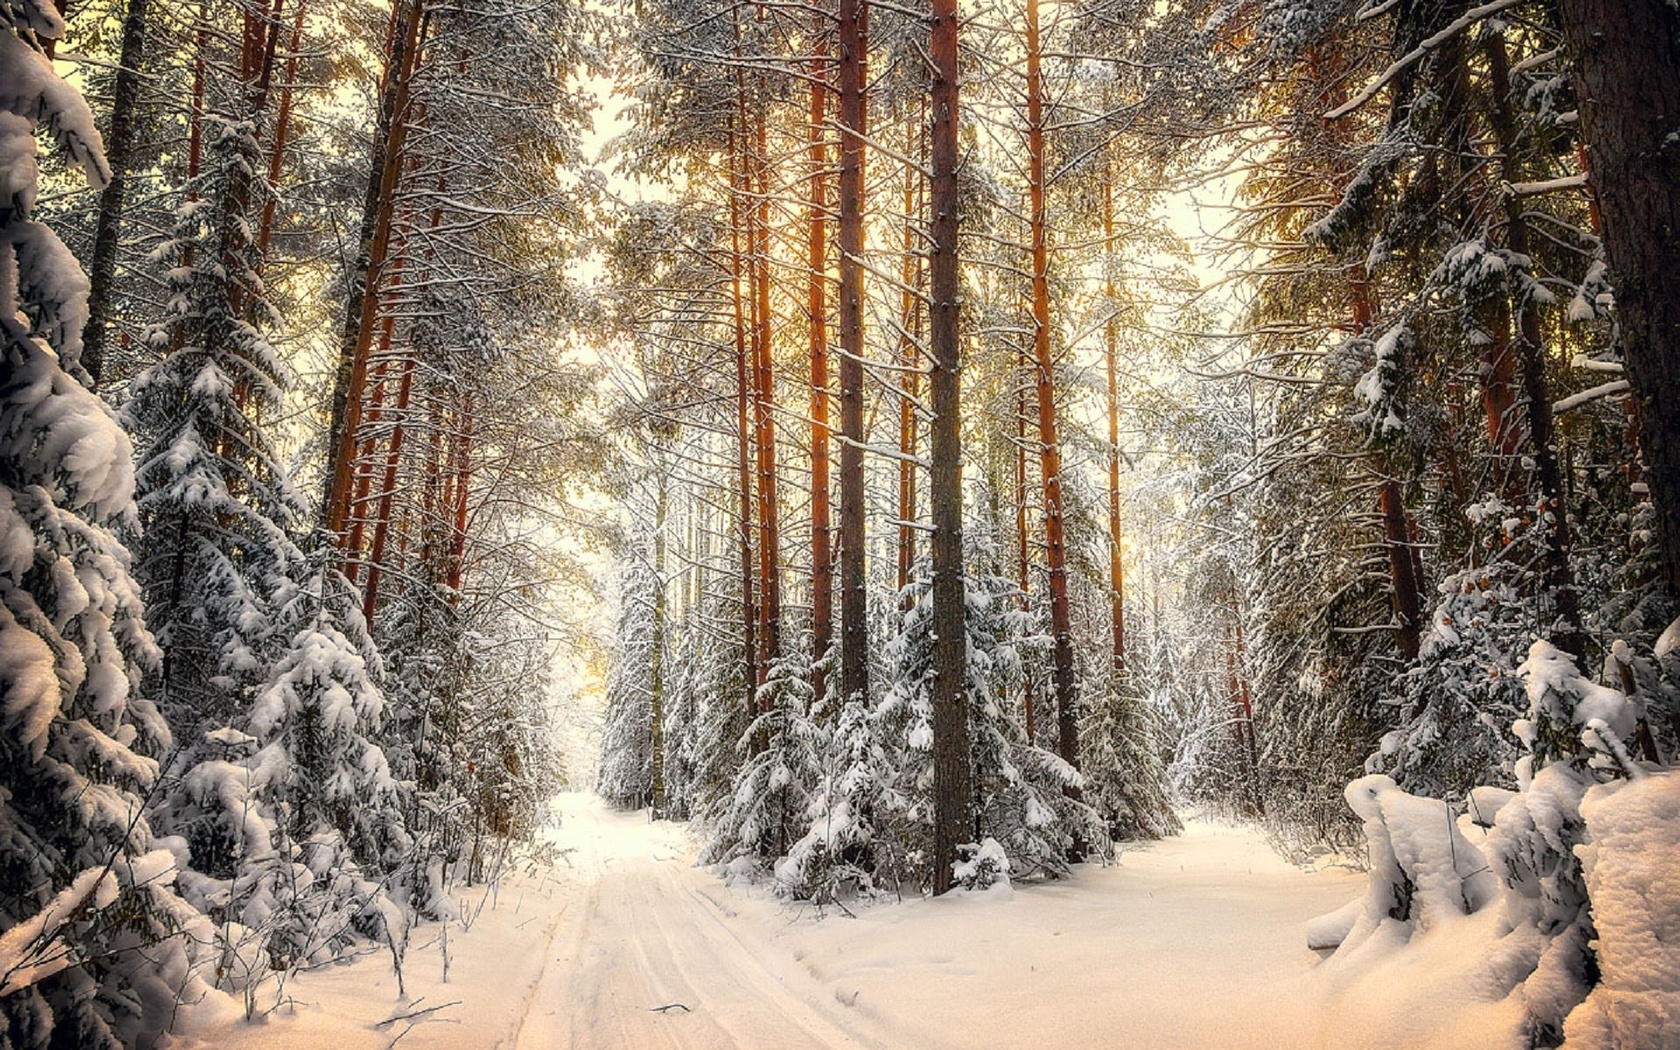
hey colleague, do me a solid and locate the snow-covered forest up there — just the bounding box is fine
[3,0,1679,1046]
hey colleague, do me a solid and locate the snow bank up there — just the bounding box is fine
[1563,772,1680,1049]
[1328,774,1498,954]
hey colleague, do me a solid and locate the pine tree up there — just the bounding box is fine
[1,11,210,1043]
[125,75,303,743]
[597,555,658,809]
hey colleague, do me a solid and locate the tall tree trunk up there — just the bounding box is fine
[928,0,970,898]
[1225,591,1263,816]
[362,353,416,623]
[1025,0,1080,776]
[1488,30,1582,657]
[837,0,870,707]
[324,0,426,537]
[444,391,473,599]
[729,105,758,732]
[1352,278,1423,660]
[1103,178,1125,678]
[808,26,833,708]
[1557,0,1680,597]
[751,24,781,694]
[897,106,925,597]
[1016,381,1035,742]
[651,480,667,815]
[79,0,150,388]
[255,0,308,259]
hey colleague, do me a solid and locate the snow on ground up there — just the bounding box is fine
[166,793,1529,1049]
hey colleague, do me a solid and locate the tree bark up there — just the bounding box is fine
[837,0,870,707]
[323,0,426,537]
[1557,0,1680,597]
[651,480,667,815]
[808,25,833,708]
[1350,279,1423,660]
[1025,0,1080,775]
[751,18,781,693]
[928,0,971,897]
[729,101,758,732]
[1103,177,1126,678]
[897,107,924,597]
[362,353,416,623]
[79,0,150,388]
[1016,380,1035,743]
[255,0,308,260]
[444,391,473,599]
[1487,30,1583,656]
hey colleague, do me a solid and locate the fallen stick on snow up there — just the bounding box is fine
[375,999,463,1028]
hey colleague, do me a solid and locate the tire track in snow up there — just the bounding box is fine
[508,800,900,1050]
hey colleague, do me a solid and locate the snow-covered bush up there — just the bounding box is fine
[1317,637,1672,1046]
[1375,555,1530,798]
[1563,772,1680,1049]
[778,689,890,903]
[874,570,1106,887]
[597,556,657,809]
[703,645,824,869]
[1081,671,1181,841]
[952,838,1012,893]
[1315,774,1499,955]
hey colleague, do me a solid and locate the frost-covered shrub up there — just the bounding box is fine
[597,556,657,809]
[778,691,891,903]
[1563,772,1680,1049]
[1081,672,1181,841]
[251,557,406,869]
[1312,774,1499,955]
[703,645,824,869]
[1318,638,1670,1047]
[874,570,1106,887]
[952,838,1012,893]
[1376,557,1530,797]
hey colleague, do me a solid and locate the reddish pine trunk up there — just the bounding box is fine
[445,392,474,599]
[1351,279,1423,660]
[1016,381,1035,743]
[1103,179,1125,677]
[1025,0,1080,775]
[344,354,392,584]
[324,0,426,539]
[362,353,416,623]
[808,28,834,706]
[751,26,781,694]
[1225,595,1263,817]
[728,84,758,729]
[896,108,925,597]
[256,0,308,259]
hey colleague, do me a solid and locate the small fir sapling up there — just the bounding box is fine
[703,644,823,870]
[876,567,1106,888]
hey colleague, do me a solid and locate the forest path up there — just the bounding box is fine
[181,793,1519,1050]
[506,796,890,1050]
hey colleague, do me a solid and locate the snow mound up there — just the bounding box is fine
[1563,772,1680,1049]
[1327,774,1498,953]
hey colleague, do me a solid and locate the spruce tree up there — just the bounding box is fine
[1,11,209,1044]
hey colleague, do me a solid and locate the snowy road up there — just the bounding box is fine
[507,801,887,1050]
[175,793,1518,1050]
